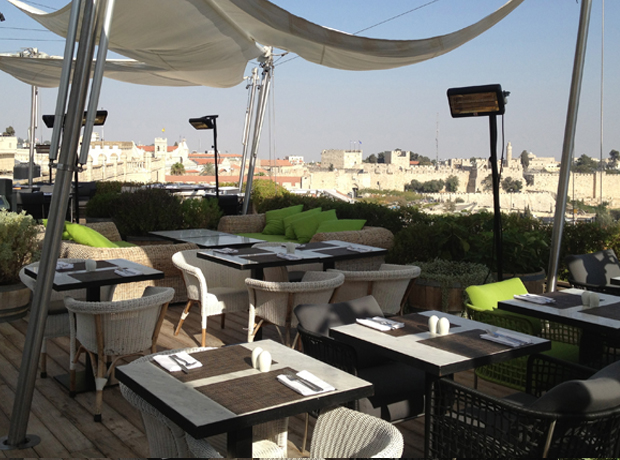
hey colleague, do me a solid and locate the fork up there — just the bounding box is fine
[284,372,323,392]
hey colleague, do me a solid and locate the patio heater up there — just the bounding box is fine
[43,110,108,222]
[447,84,509,280]
[189,115,219,198]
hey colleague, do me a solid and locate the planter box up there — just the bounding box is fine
[408,278,464,314]
[0,282,31,322]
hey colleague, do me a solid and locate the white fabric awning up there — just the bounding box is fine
[5,0,524,88]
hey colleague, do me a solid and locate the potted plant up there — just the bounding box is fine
[0,210,41,321]
[407,258,491,314]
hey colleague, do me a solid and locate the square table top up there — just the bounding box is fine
[330,311,550,377]
[24,258,164,292]
[498,288,620,333]
[149,228,264,249]
[115,340,373,439]
[196,240,387,271]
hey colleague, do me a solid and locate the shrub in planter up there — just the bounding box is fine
[112,188,183,238]
[0,210,41,285]
[181,197,223,230]
[85,192,120,219]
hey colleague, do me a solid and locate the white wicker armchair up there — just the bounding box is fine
[64,286,174,421]
[245,271,344,346]
[172,249,250,346]
[19,259,116,378]
[329,263,421,316]
[310,406,404,458]
[119,347,223,458]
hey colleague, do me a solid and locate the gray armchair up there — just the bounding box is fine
[565,248,620,295]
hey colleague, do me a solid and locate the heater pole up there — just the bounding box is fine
[489,114,503,281]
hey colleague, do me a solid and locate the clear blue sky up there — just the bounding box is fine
[0,0,618,164]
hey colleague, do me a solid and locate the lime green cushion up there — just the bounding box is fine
[283,208,322,239]
[42,219,72,240]
[465,278,528,311]
[114,240,137,248]
[315,219,366,234]
[543,341,580,363]
[292,209,338,244]
[64,223,119,248]
[262,205,303,235]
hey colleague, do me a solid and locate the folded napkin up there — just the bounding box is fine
[152,352,202,373]
[277,370,335,396]
[356,318,391,331]
[514,294,555,305]
[277,253,302,261]
[347,245,373,253]
[114,267,143,277]
[56,261,74,270]
[214,247,238,254]
[480,330,532,347]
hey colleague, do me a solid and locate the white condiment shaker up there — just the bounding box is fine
[437,317,450,336]
[251,347,263,369]
[428,315,439,335]
[257,350,272,372]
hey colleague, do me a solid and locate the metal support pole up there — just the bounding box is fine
[2,0,104,449]
[242,51,273,215]
[213,118,219,199]
[489,115,503,281]
[238,68,258,191]
[27,85,38,187]
[546,0,592,293]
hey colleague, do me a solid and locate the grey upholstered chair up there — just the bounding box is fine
[19,259,116,378]
[172,249,250,346]
[310,406,404,458]
[429,353,620,458]
[329,263,421,315]
[565,248,620,295]
[65,286,174,421]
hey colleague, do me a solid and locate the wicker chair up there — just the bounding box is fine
[309,406,404,458]
[59,221,197,303]
[119,348,223,458]
[172,249,250,346]
[19,259,116,378]
[245,271,344,346]
[329,263,421,316]
[428,353,620,458]
[466,278,580,391]
[64,286,174,421]
[294,295,425,452]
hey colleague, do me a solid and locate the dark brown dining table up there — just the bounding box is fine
[330,310,551,457]
[116,339,373,458]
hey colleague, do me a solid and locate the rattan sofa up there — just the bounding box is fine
[218,213,394,270]
[58,222,197,303]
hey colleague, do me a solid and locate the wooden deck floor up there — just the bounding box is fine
[0,302,515,458]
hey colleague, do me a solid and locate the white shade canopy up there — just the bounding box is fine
[4,0,524,88]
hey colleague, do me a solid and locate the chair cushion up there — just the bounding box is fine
[565,249,620,286]
[64,222,119,248]
[315,219,366,234]
[292,209,338,244]
[283,207,322,239]
[528,359,620,414]
[466,278,528,311]
[357,361,425,421]
[262,205,303,235]
[542,340,580,363]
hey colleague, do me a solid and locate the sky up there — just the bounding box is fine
[0,0,618,164]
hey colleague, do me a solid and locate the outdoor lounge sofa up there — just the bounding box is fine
[58,222,197,303]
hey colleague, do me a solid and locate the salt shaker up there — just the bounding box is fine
[428,315,439,335]
[581,291,591,307]
[257,350,272,373]
[437,317,450,336]
[251,347,263,369]
[85,259,97,272]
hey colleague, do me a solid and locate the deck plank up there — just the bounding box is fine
[0,302,513,458]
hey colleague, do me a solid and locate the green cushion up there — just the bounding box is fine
[64,222,119,248]
[283,208,322,239]
[114,240,137,248]
[315,219,366,234]
[465,278,528,311]
[542,341,580,363]
[291,209,338,244]
[262,205,303,235]
[43,219,72,240]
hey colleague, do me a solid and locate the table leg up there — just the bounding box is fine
[424,374,438,458]
[227,426,253,458]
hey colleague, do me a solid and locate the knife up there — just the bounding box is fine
[169,354,190,373]
[285,372,323,392]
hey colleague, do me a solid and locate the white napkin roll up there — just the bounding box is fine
[56,261,74,270]
[114,267,143,277]
[277,370,335,396]
[480,334,520,348]
[356,318,391,331]
[152,352,202,372]
[277,253,302,260]
[347,245,372,253]
[214,248,238,254]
